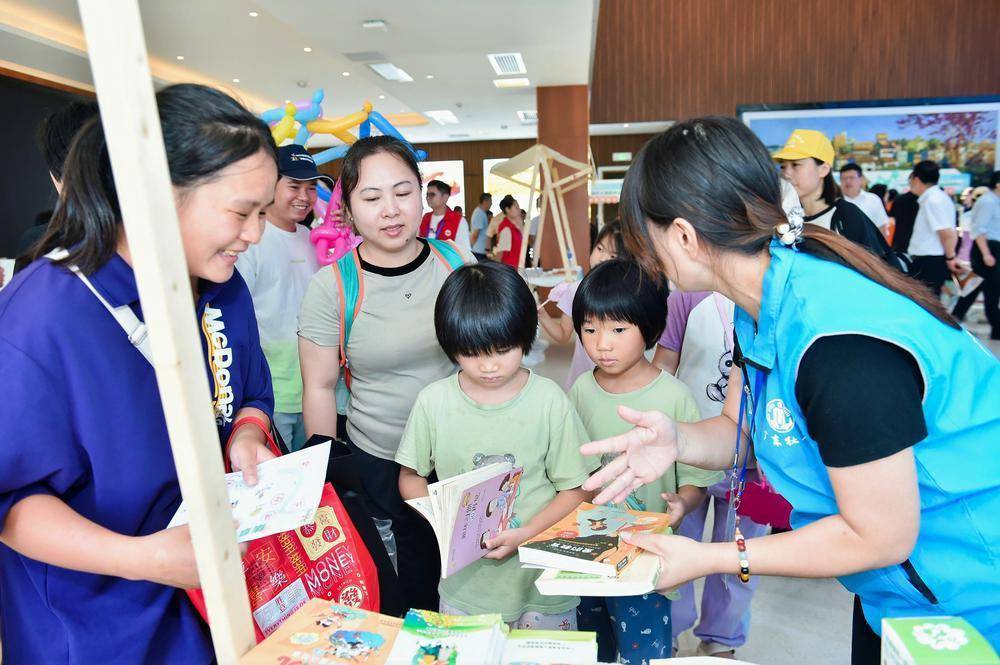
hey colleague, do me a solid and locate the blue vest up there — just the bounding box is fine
[734,241,1000,644]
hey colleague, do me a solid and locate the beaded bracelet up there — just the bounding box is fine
[735,526,750,583]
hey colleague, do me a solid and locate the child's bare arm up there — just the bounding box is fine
[538,308,575,345]
[662,484,708,528]
[483,486,592,560]
[398,465,430,500]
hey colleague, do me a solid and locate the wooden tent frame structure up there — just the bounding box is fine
[488,144,593,276]
[77,0,255,661]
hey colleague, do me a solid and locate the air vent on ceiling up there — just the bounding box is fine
[449,133,471,139]
[517,110,538,124]
[369,62,413,82]
[343,51,388,62]
[488,52,527,76]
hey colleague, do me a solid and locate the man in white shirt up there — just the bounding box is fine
[839,163,890,233]
[236,144,330,450]
[969,171,1000,339]
[906,160,959,296]
[421,179,472,255]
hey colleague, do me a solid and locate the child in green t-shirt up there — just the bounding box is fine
[396,262,599,630]
[568,260,724,663]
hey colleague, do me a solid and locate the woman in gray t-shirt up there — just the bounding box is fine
[298,136,467,613]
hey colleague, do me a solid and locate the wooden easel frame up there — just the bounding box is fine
[77,0,254,661]
[489,144,592,277]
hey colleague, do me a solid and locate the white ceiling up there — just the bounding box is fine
[0,0,634,146]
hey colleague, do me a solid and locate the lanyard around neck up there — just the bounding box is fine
[729,368,766,515]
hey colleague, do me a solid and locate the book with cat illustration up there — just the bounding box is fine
[405,462,522,578]
[517,502,670,577]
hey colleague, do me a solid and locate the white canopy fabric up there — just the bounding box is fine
[489,144,591,187]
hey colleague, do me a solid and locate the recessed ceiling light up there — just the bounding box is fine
[248,11,258,17]
[493,78,530,89]
[424,109,459,125]
[362,19,388,31]
[368,62,413,83]
[378,95,385,100]
[426,74,434,80]
[232,78,240,83]
[623,123,630,128]
[303,47,313,53]
[176,55,184,61]
[341,71,350,77]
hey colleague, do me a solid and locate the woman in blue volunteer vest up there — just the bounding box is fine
[581,117,1000,664]
[0,84,279,664]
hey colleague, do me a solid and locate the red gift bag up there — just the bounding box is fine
[726,470,792,530]
[186,439,380,641]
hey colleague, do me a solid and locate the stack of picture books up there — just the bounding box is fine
[242,601,598,665]
[405,462,522,578]
[517,502,670,597]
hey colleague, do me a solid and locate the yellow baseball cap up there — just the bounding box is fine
[773,129,835,165]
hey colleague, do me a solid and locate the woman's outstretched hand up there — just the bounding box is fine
[581,406,681,505]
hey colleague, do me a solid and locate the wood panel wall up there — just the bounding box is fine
[591,0,1000,123]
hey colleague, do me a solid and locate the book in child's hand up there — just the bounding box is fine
[533,551,664,597]
[386,609,508,664]
[517,502,670,577]
[405,462,523,578]
[240,599,401,664]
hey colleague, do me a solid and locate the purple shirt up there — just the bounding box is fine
[0,255,273,664]
[659,290,713,351]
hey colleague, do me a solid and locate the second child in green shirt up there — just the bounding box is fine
[569,260,723,663]
[396,262,598,629]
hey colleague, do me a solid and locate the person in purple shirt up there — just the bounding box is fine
[0,84,279,664]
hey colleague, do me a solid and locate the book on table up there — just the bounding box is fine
[240,599,401,664]
[386,609,508,665]
[517,502,670,577]
[405,461,523,578]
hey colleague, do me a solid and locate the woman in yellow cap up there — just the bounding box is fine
[774,129,894,263]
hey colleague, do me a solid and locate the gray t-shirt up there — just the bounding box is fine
[470,207,489,254]
[297,242,461,460]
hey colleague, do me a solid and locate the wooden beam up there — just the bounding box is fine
[75,1,254,661]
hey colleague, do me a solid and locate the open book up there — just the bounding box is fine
[405,462,522,578]
[518,502,669,577]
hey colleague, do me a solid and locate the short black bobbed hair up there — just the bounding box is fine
[498,194,518,213]
[435,262,537,361]
[839,163,863,176]
[572,259,669,350]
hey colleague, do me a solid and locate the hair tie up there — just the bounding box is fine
[775,206,804,247]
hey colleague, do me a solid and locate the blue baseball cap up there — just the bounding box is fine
[276,144,334,188]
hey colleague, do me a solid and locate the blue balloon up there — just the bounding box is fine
[316,182,331,201]
[312,145,350,166]
[414,149,428,161]
[359,120,372,139]
[367,111,404,140]
[294,125,312,145]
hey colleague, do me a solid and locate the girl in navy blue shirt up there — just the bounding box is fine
[0,85,279,664]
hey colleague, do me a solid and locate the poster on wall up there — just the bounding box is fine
[418,160,465,214]
[483,158,538,218]
[740,98,999,192]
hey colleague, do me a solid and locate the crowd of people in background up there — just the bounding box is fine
[1,92,998,665]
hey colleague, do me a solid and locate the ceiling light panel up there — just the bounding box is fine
[424,110,459,125]
[493,78,530,89]
[369,62,413,82]
[488,52,527,76]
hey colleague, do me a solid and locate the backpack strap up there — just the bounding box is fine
[331,248,365,389]
[426,237,466,271]
[46,248,153,364]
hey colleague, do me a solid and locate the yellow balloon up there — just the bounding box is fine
[306,103,373,144]
[271,102,298,145]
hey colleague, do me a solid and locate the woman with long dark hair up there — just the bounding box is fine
[0,84,279,663]
[581,117,1000,664]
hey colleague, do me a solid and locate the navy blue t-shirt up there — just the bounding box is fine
[0,254,273,664]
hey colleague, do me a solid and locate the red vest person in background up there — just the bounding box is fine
[421,179,472,254]
[493,194,525,268]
